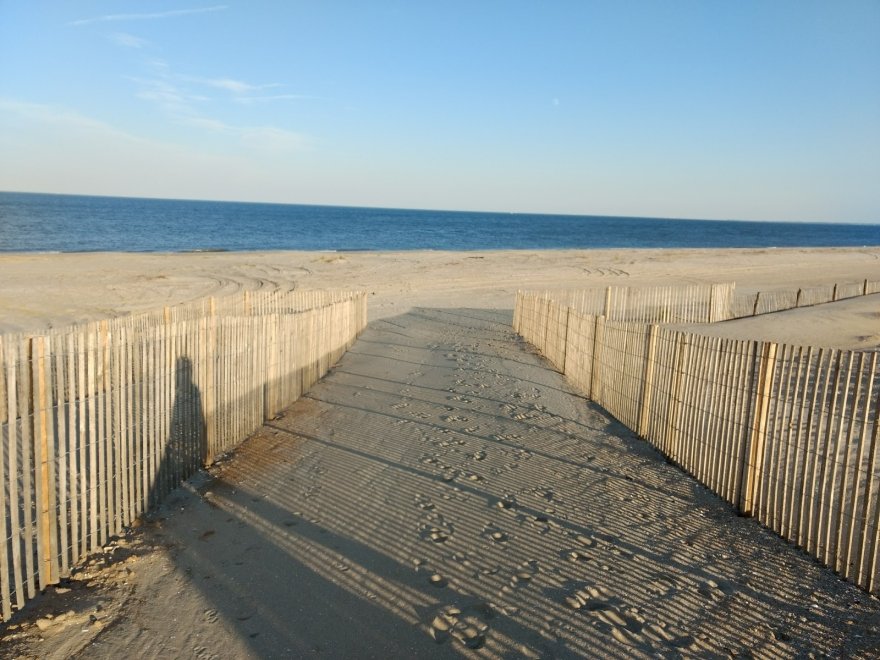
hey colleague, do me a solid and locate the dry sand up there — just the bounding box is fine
[1,246,879,336]
[1,247,880,658]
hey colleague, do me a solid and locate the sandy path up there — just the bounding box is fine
[13,306,878,658]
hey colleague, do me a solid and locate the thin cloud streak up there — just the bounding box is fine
[110,32,150,49]
[234,94,318,105]
[181,76,283,95]
[71,5,227,26]
[179,116,310,152]
[1,96,310,160]
[125,71,310,151]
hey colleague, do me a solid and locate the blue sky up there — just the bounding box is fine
[1,1,878,222]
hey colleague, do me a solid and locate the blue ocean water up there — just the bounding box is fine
[0,191,878,253]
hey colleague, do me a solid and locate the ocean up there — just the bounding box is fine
[0,191,878,253]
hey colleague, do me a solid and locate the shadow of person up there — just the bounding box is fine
[149,355,207,508]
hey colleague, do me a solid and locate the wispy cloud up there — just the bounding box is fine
[182,76,283,95]
[120,59,310,153]
[128,76,208,116]
[180,116,309,152]
[124,76,310,152]
[0,96,309,161]
[71,5,227,26]
[234,94,316,105]
[0,97,148,141]
[110,32,150,49]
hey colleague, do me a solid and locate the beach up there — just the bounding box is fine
[2,246,880,657]
[2,247,879,343]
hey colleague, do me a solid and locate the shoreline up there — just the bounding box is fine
[2,244,880,254]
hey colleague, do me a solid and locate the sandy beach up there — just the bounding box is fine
[2,247,880,657]
[1,246,879,339]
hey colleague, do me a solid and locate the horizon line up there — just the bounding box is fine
[1,188,878,228]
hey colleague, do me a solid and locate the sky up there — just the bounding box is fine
[0,1,878,223]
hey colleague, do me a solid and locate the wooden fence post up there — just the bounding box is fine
[638,324,659,438]
[205,298,217,463]
[667,334,689,463]
[740,341,778,514]
[590,315,606,403]
[707,286,715,323]
[31,336,57,589]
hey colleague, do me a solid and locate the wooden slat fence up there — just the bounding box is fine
[0,290,367,620]
[731,278,880,318]
[520,283,736,324]
[514,285,880,596]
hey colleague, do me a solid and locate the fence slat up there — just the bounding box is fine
[846,353,878,582]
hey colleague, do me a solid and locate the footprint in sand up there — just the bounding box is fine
[646,575,678,597]
[482,524,509,544]
[420,523,452,543]
[193,646,220,660]
[573,533,597,548]
[509,560,540,588]
[564,549,593,564]
[562,584,612,611]
[561,584,694,652]
[428,573,448,588]
[428,603,491,650]
[530,514,554,535]
[415,495,436,511]
[697,578,731,602]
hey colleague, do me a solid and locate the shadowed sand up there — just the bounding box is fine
[9,307,879,658]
